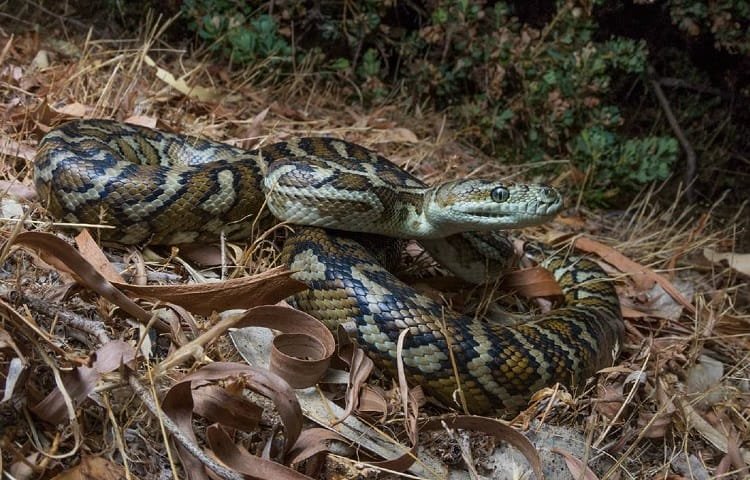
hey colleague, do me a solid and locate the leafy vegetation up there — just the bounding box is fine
[182,1,291,66]
[669,0,750,54]
[178,0,747,205]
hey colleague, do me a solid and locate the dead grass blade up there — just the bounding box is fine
[0,327,27,403]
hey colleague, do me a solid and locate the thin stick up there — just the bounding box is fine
[648,66,697,203]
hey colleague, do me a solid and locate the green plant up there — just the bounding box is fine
[669,0,750,54]
[182,1,291,65]
[571,127,678,203]
[179,0,691,205]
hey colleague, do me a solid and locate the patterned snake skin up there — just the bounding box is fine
[34,119,624,414]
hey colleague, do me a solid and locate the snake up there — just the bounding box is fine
[34,119,624,415]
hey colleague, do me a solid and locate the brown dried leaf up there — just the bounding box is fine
[594,384,624,419]
[160,381,206,480]
[12,231,307,339]
[676,397,750,464]
[230,306,335,389]
[335,336,376,423]
[74,230,125,284]
[0,137,36,161]
[32,341,136,424]
[573,236,653,290]
[32,365,100,424]
[174,362,303,452]
[91,340,137,373]
[51,102,92,118]
[501,266,563,298]
[356,385,390,419]
[162,362,309,479]
[116,267,305,316]
[122,115,158,128]
[551,447,600,480]
[574,237,695,314]
[51,455,127,480]
[372,127,419,144]
[144,55,221,101]
[243,106,269,143]
[287,428,347,466]
[0,179,37,201]
[638,410,673,439]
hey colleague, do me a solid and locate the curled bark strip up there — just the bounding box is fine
[170,362,303,454]
[206,425,313,480]
[230,306,336,389]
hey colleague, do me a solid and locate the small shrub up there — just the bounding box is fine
[571,127,678,203]
[669,0,750,54]
[182,1,291,66]
[179,0,684,204]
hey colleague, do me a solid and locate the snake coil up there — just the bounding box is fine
[34,119,623,414]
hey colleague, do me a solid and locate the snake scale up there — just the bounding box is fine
[34,119,623,414]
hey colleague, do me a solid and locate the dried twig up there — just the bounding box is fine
[648,66,697,203]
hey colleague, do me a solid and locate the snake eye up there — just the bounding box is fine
[490,186,510,203]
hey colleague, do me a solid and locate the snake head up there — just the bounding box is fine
[424,179,563,235]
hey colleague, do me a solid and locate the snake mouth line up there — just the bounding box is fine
[459,209,559,221]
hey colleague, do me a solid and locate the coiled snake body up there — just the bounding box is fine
[35,120,623,414]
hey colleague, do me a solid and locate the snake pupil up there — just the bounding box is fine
[491,186,510,203]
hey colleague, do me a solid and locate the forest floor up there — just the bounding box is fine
[1,19,748,480]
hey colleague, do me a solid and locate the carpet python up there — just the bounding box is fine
[34,119,624,414]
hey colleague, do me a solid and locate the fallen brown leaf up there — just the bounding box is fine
[574,237,695,314]
[32,341,137,424]
[191,384,262,432]
[12,232,155,326]
[551,447,600,480]
[51,456,127,480]
[74,230,125,284]
[501,265,563,298]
